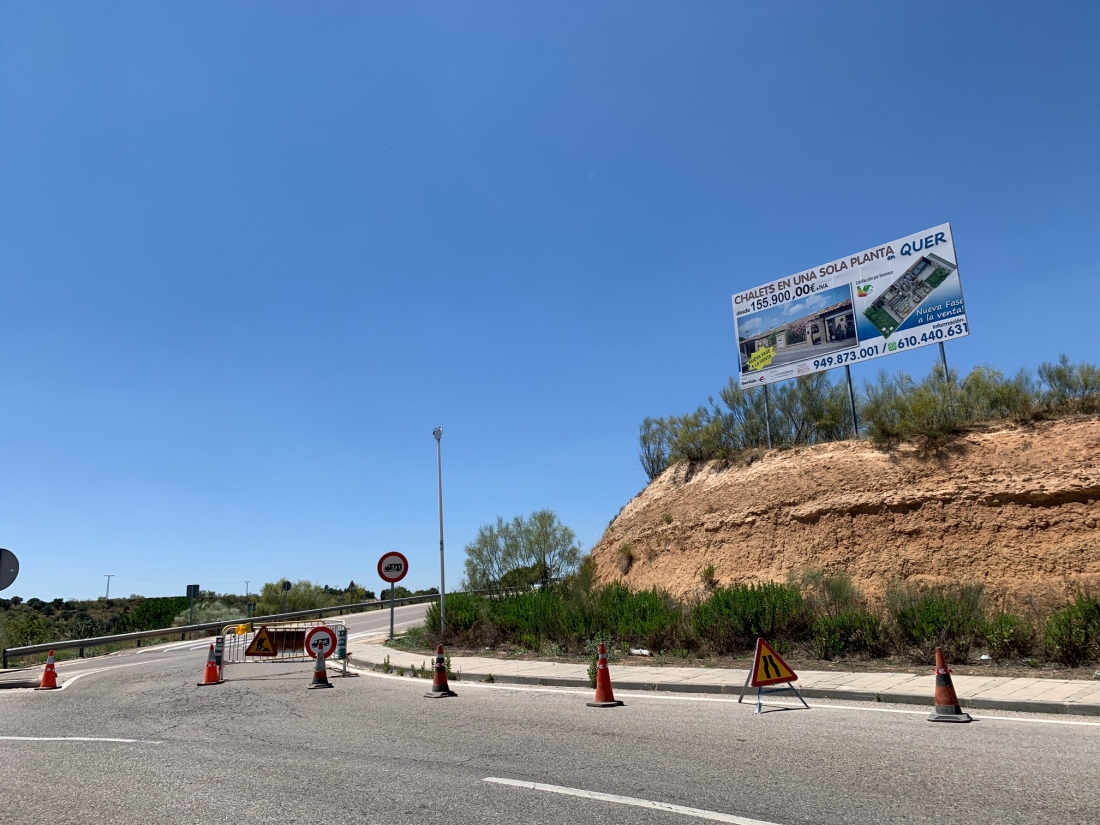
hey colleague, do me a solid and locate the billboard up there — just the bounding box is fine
[731,223,968,388]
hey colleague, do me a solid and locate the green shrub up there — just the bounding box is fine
[425,591,485,643]
[812,610,886,659]
[1044,592,1100,667]
[886,583,985,664]
[691,582,806,655]
[982,612,1036,660]
[639,357,1098,468]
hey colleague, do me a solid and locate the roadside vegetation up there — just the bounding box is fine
[639,355,1100,480]
[0,578,419,660]
[407,560,1100,669]
[0,592,229,656]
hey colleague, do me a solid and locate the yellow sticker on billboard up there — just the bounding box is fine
[746,346,776,372]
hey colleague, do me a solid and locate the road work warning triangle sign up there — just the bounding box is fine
[749,638,797,687]
[245,625,278,657]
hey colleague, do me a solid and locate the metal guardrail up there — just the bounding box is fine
[1,593,441,668]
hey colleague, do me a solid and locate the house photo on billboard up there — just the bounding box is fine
[737,284,857,374]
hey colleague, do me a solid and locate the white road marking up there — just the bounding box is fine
[340,662,1100,727]
[0,736,163,744]
[484,777,782,825]
[348,619,423,641]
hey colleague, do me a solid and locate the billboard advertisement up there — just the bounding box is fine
[731,223,968,388]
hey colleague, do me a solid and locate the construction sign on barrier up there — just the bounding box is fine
[750,638,797,687]
[305,625,337,659]
[245,626,278,657]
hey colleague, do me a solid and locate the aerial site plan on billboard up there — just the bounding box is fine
[731,223,969,388]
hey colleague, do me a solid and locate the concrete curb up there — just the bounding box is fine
[0,679,42,690]
[348,653,1100,717]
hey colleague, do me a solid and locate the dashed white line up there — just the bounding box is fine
[484,777,782,824]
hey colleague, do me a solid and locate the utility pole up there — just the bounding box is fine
[433,426,446,632]
[245,581,250,597]
[104,574,114,599]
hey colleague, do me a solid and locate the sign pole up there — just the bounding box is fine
[845,364,859,438]
[762,384,773,449]
[433,427,446,633]
[377,550,409,641]
[938,340,949,381]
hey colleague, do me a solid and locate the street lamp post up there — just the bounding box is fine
[433,426,446,632]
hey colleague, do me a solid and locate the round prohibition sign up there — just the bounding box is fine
[377,551,409,584]
[305,625,338,659]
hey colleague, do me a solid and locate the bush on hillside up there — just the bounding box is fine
[639,356,1100,478]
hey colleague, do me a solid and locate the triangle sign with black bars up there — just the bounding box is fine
[738,638,810,714]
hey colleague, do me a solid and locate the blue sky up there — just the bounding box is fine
[2,3,1098,601]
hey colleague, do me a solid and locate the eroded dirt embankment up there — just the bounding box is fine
[591,418,1100,604]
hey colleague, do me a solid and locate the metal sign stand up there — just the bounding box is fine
[738,671,809,714]
[845,364,859,437]
[390,583,395,640]
[762,384,773,448]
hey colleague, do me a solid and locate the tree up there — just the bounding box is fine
[462,510,583,592]
[254,579,341,615]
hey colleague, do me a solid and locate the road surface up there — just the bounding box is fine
[2,615,1098,824]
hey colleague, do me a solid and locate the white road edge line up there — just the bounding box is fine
[339,661,1100,727]
[0,736,163,744]
[483,777,782,825]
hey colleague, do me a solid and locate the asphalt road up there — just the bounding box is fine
[2,622,1099,825]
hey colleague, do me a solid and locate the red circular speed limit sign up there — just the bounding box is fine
[377,551,409,584]
[305,625,338,659]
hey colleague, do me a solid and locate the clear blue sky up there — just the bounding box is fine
[2,3,1097,601]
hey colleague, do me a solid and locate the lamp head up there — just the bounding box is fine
[432,427,442,441]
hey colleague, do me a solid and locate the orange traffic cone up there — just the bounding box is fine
[35,650,58,690]
[424,644,457,698]
[928,647,971,723]
[586,643,623,708]
[309,648,333,689]
[196,644,224,686]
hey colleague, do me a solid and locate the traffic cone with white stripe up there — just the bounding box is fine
[36,650,58,690]
[196,644,224,686]
[309,648,333,689]
[424,644,457,698]
[928,647,971,723]
[586,643,623,708]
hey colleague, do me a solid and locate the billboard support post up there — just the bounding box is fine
[762,384,773,449]
[845,365,859,438]
[938,341,949,382]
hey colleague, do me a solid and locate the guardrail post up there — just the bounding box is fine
[79,646,84,658]
[2,649,7,669]
[136,638,142,648]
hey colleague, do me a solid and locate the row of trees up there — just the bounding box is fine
[639,355,1100,480]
